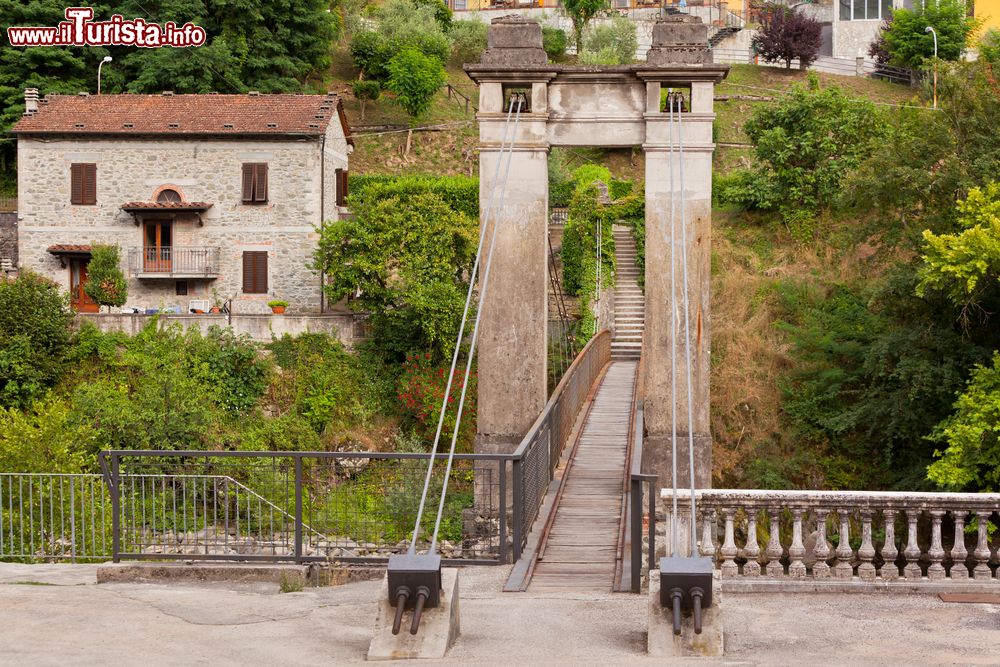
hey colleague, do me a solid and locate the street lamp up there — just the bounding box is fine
[97,55,112,95]
[925,26,937,109]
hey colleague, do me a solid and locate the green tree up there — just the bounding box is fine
[562,0,609,55]
[313,191,477,362]
[580,15,637,65]
[882,0,977,68]
[751,2,823,70]
[449,19,488,65]
[926,352,1000,490]
[84,245,128,311]
[352,79,381,121]
[387,47,446,120]
[917,182,1000,307]
[349,0,451,81]
[725,78,887,235]
[0,270,72,408]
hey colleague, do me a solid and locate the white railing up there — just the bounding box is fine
[665,490,1000,586]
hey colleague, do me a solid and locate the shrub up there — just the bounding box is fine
[580,15,637,65]
[351,79,381,121]
[0,270,72,408]
[751,3,822,70]
[0,396,98,473]
[563,0,611,55]
[737,79,887,227]
[387,47,447,120]
[980,28,1000,65]
[83,244,127,310]
[449,19,488,64]
[348,174,478,219]
[542,26,568,61]
[397,352,476,450]
[315,192,477,362]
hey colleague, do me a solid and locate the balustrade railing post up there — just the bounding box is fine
[928,510,946,581]
[858,509,876,582]
[765,509,783,577]
[880,508,898,581]
[973,510,992,580]
[720,507,738,578]
[647,479,656,576]
[701,507,717,559]
[743,509,761,576]
[499,460,508,565]
[834,508,853,580]
[950,510,968,580]
[812,508,830,578]
[788,507,806,579]
[903,509,922,580]
[631,477,642,593]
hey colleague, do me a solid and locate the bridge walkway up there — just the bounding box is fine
[528,360,638,592]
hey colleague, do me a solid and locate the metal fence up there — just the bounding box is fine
[99,451,509,565]
[0,473,111,561]
[510,330,611,556]
[711,49,914,86]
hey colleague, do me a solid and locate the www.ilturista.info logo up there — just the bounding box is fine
[7,7,206,48]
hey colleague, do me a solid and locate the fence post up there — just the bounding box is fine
[647,478,656,576]
[294,456,303,564]
[512,458,524,562]
[499,460,508,564]
[111,454,120,563]
[631,477,642,593]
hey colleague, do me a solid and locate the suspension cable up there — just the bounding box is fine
[408,95,521,553]
[667,90,679,558]
[676,92,699,558]
[430,97,525,551]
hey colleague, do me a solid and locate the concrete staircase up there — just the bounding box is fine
[611,225,643,361]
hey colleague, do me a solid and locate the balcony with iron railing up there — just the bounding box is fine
[127,246,220,279]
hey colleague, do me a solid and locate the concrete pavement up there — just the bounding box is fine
[1,563,998,665]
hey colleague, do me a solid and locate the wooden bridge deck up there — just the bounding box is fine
[529,360,637,592]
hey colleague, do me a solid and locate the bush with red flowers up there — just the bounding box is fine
[397,352,477,451]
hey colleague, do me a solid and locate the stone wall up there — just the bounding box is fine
[0,211,16,270]
[76,312,361,344]
[17,119,349,313]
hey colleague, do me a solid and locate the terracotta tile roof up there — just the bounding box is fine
[48,244,92,254]
[121,201,213,211]
[13,92,352,144]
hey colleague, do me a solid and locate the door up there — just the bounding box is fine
[69,257,99,313]
[143,220,172,272]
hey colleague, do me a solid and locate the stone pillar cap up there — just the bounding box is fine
[480,15,548,66]
[646,15,712,66]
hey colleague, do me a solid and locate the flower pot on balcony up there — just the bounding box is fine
[271,305,286,314]
[210,307,221,314]
[268,300,288,315]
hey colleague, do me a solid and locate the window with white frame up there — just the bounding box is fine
[840,0,892,20]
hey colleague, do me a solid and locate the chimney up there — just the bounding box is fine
[23,88,39,115]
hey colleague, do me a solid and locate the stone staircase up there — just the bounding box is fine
[611,225,643,361]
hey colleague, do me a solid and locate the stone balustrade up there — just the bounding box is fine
[663,490,1000,585]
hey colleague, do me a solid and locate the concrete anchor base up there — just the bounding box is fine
[647,569,724,657]
[367,568,460,661]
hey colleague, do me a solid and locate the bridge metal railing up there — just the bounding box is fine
[510,330,611,560]
[96,451,509,565]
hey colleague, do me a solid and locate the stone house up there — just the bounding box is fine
[12,89,352,313]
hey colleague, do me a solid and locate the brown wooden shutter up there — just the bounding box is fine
[254,163,268,202]
[82,164,97,204]
[71,164,84,204]
[241,164,254,203]
[242,251,268,293]
[335,168,344,206]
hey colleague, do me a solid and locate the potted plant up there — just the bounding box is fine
[268,299,288,315]
[210,288,222,314]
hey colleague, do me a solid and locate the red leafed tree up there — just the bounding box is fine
[752,3,823,70]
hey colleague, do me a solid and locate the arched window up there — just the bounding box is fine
[156,189,182,203]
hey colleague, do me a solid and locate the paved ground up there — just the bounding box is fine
[2,563,999,665]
